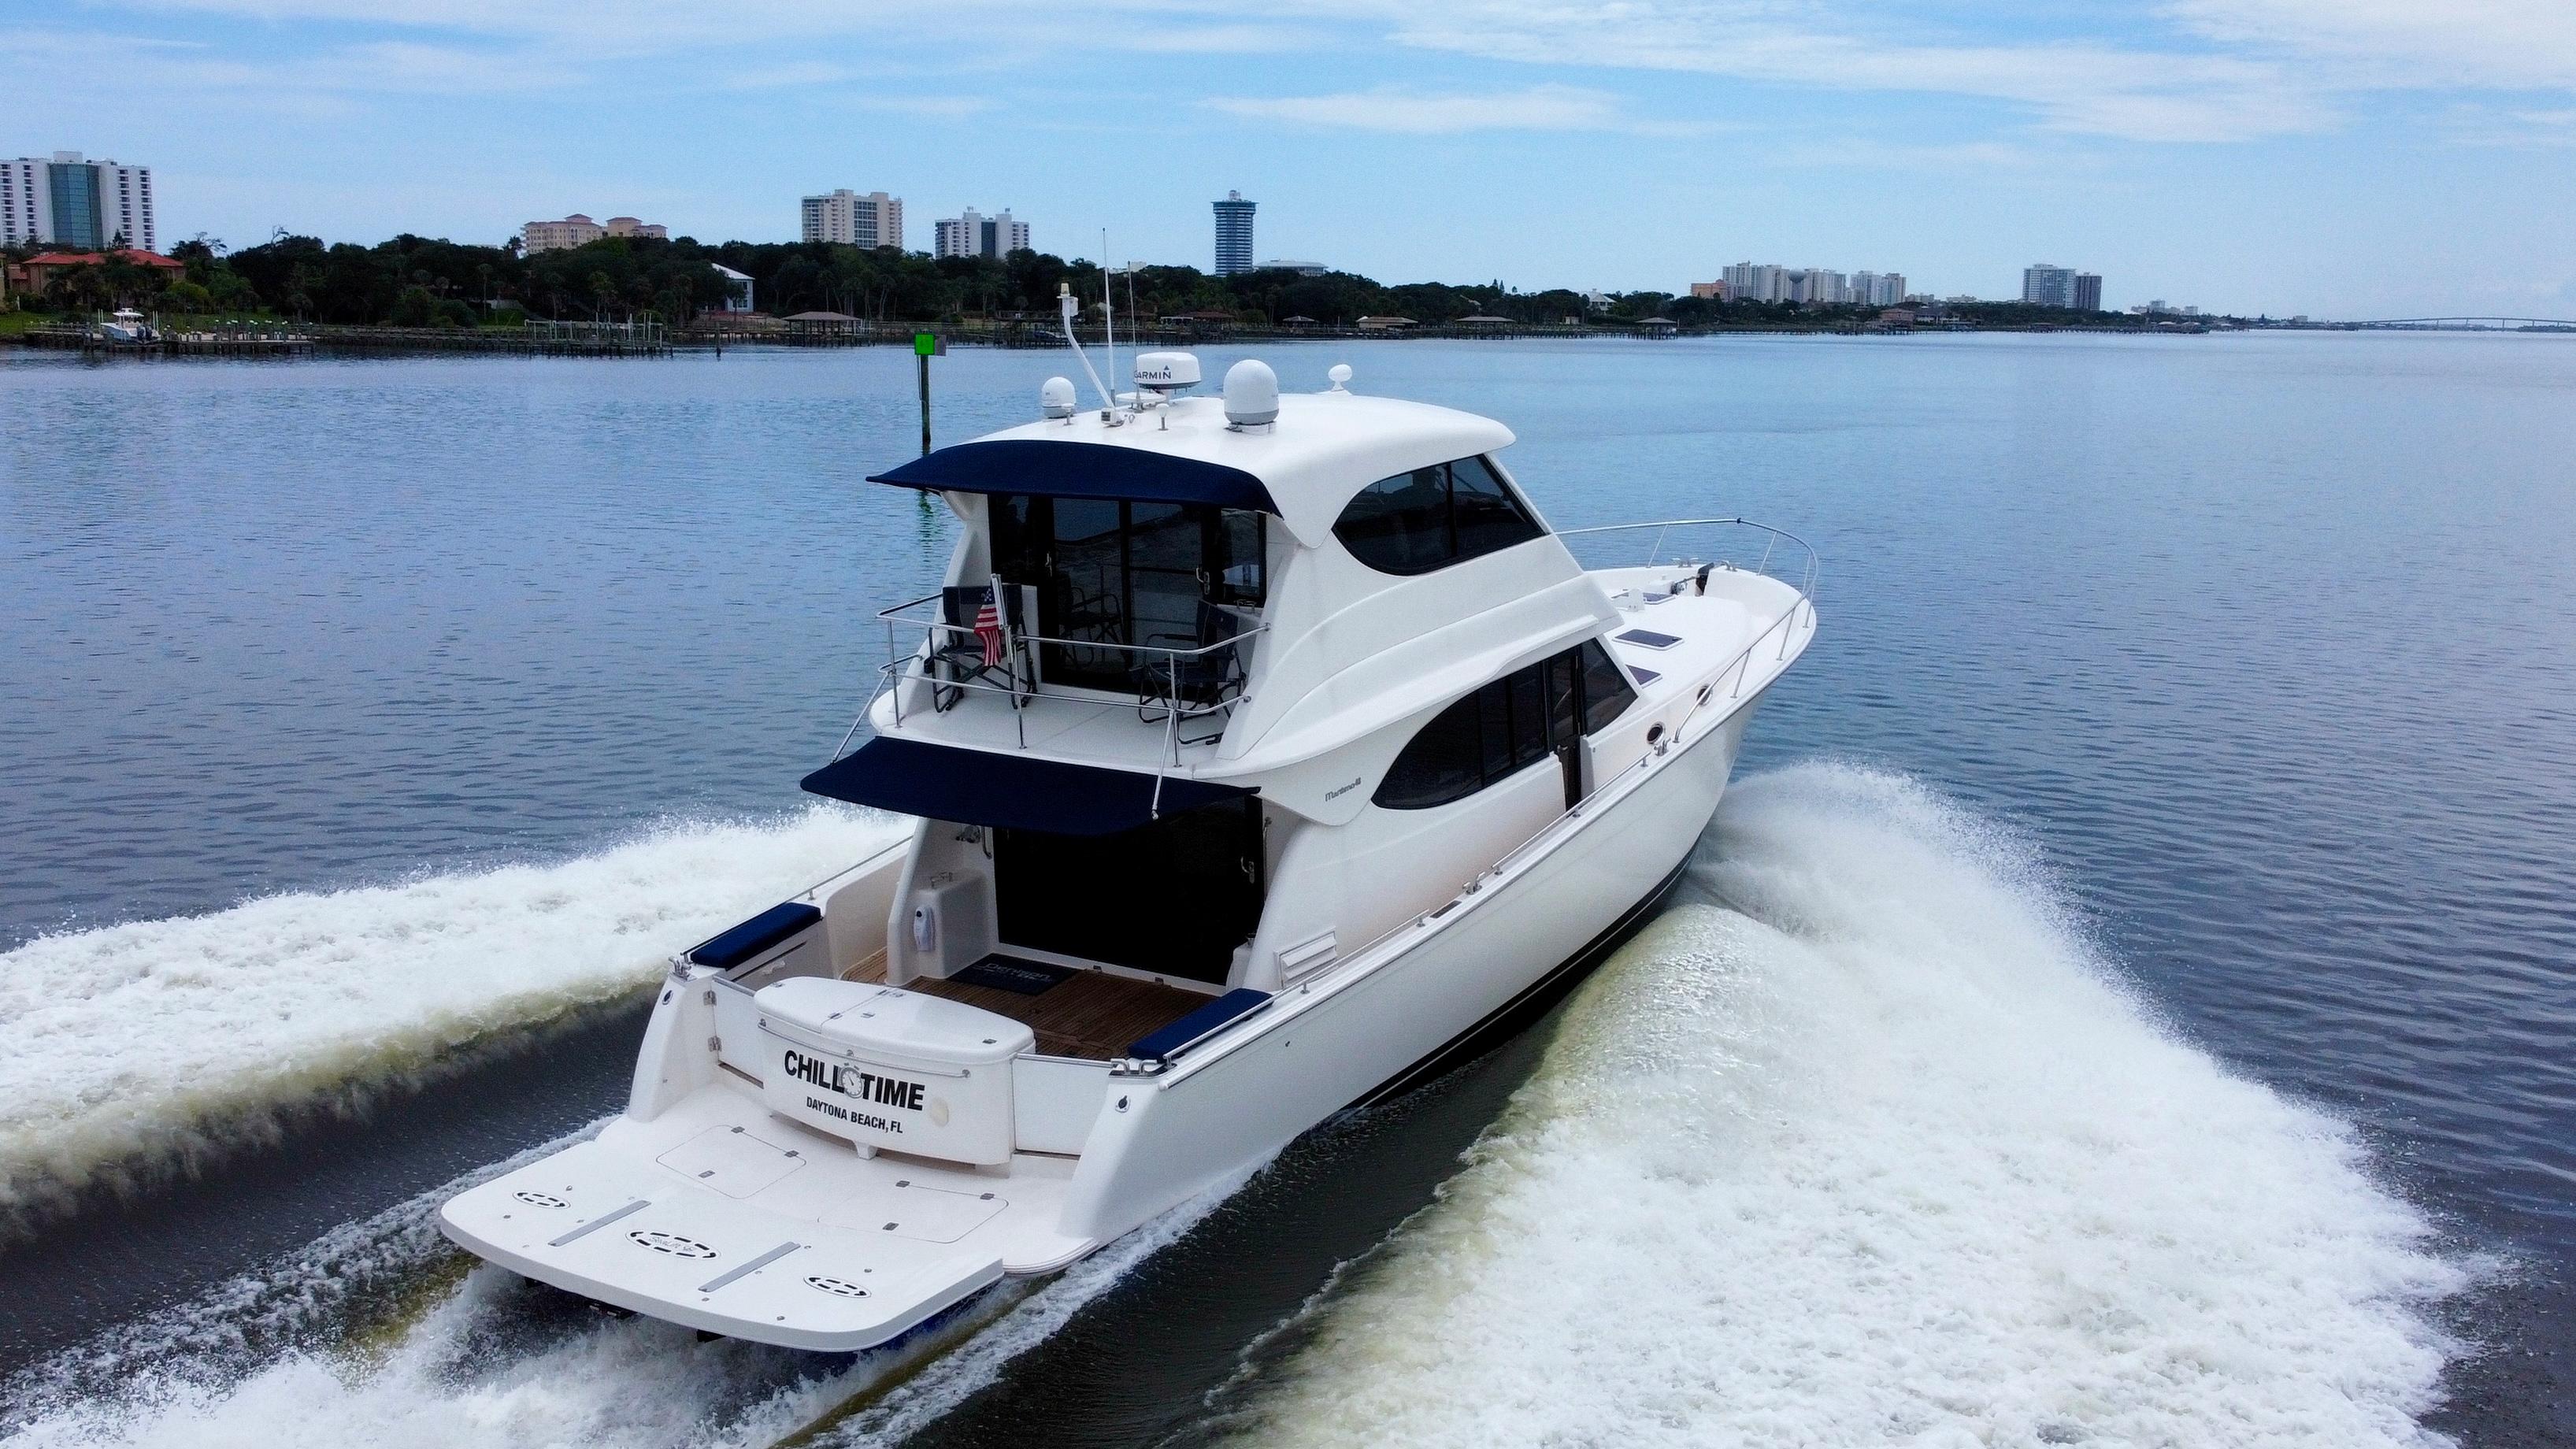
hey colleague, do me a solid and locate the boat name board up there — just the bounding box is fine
[782,1048,928,1111]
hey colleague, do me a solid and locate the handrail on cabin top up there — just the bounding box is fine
[1553,517,1821,606]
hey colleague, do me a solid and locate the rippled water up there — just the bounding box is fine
[2,335,2570,1446]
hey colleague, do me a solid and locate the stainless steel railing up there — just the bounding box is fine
[827,593,1266,813]
[1554,517,1821,606]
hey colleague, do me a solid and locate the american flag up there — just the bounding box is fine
[973,587,1004,667]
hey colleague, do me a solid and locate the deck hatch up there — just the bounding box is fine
[656,1124,808,1199]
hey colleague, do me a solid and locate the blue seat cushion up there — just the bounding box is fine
[688,902,823,969]
[1128,988,1272,1062]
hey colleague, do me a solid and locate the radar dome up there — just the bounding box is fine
[1133,351,1201,395]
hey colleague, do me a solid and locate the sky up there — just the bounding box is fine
[8,1,2576,318]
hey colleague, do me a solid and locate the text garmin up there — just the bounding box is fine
[780,1050,928,1110]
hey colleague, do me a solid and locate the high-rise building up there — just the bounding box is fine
[2073,272,2103,312]
[1849,271,1909,306]
[933,207,1030,261]
[2022,263,2078,308]
[2,152,155,250]
[1722,262,1784,302]
[802,189,904,249]
[1212,191,1255,277]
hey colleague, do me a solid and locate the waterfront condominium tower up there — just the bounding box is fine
[1,152,155,250]
[802,189,904,249]
[2073,272,2103,312]
[1212,191,1255,276]
[934,207,1031,261]
[2022,262,2078,308]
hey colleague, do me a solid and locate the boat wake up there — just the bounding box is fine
[1,1121,1244,1449]
[0,806,904,1230]
[1201,763,2469,1447]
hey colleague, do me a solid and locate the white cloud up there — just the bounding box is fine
[1128,24,1320,54]
[48,0,2576,145]
[1380,3,2337,142]
[1210,83,1644,134]
[2165,0,2576,89]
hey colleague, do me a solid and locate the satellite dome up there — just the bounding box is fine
[1040,376,1077,419]
[1223,359,1280,427]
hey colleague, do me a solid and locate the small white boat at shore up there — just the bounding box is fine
[440,339,1816,1350]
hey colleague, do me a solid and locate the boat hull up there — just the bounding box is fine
[439,695,1763,1353]
[1053,695,1755,1247]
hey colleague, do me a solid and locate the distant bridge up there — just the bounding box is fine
[2344,317,2576,332]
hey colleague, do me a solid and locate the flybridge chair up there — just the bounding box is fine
[1133,598,1249,744]
[930,580,1033,712]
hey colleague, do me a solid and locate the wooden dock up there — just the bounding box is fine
[10,321,669,358]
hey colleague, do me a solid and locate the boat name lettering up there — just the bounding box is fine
[780,1050,926,1110]
[1324,777,1362,800]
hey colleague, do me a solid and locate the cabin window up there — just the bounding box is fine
[1374,640,1638,810]
[987,495,1268,691]
[1332,455,1544,576]
[1578,640,1637,734]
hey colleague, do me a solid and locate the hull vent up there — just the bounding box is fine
[512,1190,569,1209]
[806,1275,873,1299]
[628,1229,719,1259]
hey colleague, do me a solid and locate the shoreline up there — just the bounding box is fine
[2,316,2233,361]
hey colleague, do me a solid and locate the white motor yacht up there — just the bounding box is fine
[439,343,1817,1350]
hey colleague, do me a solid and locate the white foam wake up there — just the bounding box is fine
[1,1133,1248,1449]
[0,806,903,1221]
[1211,764,2467,1448]
[0,1118,943,1449]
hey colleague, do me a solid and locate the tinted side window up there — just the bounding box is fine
[1334,456,1544,576]
[1334,468,1450,574]
[1377,641,1646,810]
[1374,690,1485,809]
[1448,455,1545,559]
[1579,641,1637,733]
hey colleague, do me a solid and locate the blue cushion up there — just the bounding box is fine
[688,902,822,969]
[1128,988,1272,1061]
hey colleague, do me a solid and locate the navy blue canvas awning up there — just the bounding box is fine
[801,737,1255,836]
[868,439,1279,517]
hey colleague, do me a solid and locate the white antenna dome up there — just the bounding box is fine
[1133,351,1201,395]
[1327,363,1353,391]
[1040,376,1078,419]
[1223,358,1280,427]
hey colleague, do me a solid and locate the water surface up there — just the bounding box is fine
[2,334,2570,1445]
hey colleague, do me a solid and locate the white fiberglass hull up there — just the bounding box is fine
[438,689,1764,1352]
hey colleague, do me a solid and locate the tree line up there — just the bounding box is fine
[4,230,2129,329]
